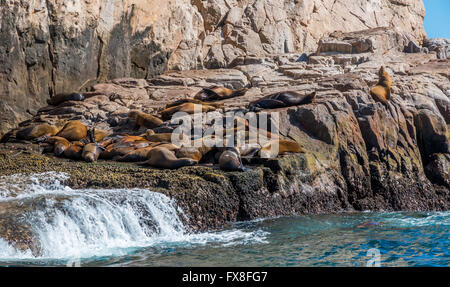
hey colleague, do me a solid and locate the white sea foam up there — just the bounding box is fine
[0,172,269,261]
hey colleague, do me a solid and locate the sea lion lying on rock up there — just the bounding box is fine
[81,129,107,162]
[44,136,71,156]
[47,93,84,106]
[117,146,153,162]
[128,110,163,130]
[165,98,224,109]
[259,139,302,158]
[63,141,84,160]
[144,132,188,144]
[194,86,248,102]
[219,147,248,171]
[248,91,316,112]
[117,142,179,162]
[370,66,391,105]
[16,122,66,141]
[145,147,197,169]
[56,120,88,141]
[100,140,151,160]
[160,103,217,121]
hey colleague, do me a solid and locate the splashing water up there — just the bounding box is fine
[0,172,447,266]
[0,172,268,263]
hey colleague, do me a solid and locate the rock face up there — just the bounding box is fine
[2,27,450,212]
[0,0,428,137]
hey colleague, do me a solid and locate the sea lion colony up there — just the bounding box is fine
[2,67,390,171]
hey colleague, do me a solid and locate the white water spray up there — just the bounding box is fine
[0,172,268,261]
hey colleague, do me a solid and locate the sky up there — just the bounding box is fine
[423,0,450,38]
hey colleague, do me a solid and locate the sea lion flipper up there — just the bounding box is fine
[251,99,286,110]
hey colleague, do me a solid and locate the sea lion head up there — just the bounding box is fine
[54,141,68,156]
[82,143,104,162]
[128,110,140,119]
[219,147,247,172]
[379,66,386,77]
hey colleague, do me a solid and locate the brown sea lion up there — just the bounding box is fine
[16,122,66,141]
[93,129,110,142]
[248,91,316,112]
[46,136,71,156]
[117,146,153,162]
[145,133,173,143]
[218,147,248,171]
[81,130,107,162]
[175,147,203,162]
[259,139,302,158]
[370,66,391,105]
[154,142,180,151]
[194,86,248,102]
[145,147,197,169]
[112,135,148,144]
[79,128,110,145]
[128,110,163,130]
[47,93,84,106]
[100,141,151,160]
[160,103,217,121]
[165,98,224,109]
[63,141,84,160]
[56,120,88,141]
[142,129,155,138]
[82,143,104,162]
[117,142,178,162]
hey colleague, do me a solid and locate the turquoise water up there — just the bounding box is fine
[91,212,450,267]
[0,173,448,267]
[3,212,448,267]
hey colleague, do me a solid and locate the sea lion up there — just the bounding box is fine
[194,86,248,102]
[145,147,197,169]
[47,93,84,106]
[81,129,106,162]
[160,103,217,121]
[100,141,151,160]
[43,136,71,156]
[239,143,261,157]
[370,66,391,105]
[63,141,84,160]
[128,110,163,130]
[16,122,66,141]
[56,120,88,141]
[175,147,204,162]
[142,129,155,138]
[259,139,302,158]
[175,141,217,162]
[218,147,248,171]
[165,98,224,109]
[145,132,180,143]
[82,143,104,162]
[248,91,316,111]
[117,146,153,162]
[79,128,110,145]
[92,129,110,142]
[112,135,148,144]
[117,142,179,162]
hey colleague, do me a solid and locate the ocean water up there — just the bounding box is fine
[0,172,448,267]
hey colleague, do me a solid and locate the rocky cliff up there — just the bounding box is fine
[0,21,449,254]
[0,0,429,136]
